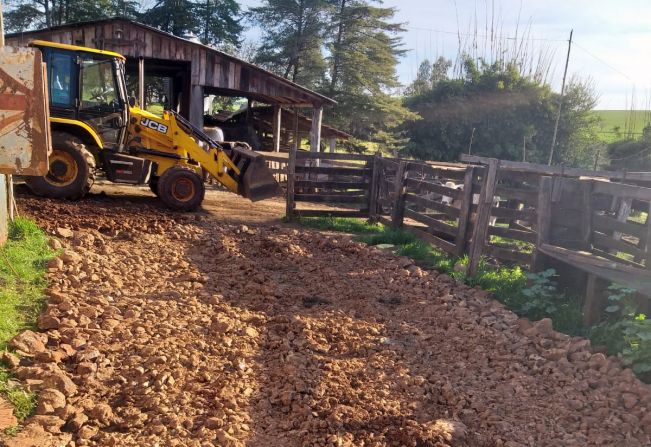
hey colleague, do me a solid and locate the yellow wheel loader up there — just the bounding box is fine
[24,40,279,211]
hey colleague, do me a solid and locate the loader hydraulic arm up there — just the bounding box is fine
[128,108,279,204]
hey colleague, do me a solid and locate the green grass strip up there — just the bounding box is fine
[0,218,55,422]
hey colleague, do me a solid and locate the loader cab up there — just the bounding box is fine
[32,40,129,150]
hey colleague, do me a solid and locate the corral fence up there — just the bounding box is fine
[263,150,651,323]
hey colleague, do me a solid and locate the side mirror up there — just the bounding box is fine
[128,96,136,107]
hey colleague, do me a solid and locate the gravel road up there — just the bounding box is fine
[2,191,650,446]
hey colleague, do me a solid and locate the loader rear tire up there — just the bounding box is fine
[24,131,95,200]
[158,167,205,211]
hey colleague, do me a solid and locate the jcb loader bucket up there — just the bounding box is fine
[229,146,281,202]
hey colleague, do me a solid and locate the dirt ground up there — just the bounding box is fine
[2,184,651,447]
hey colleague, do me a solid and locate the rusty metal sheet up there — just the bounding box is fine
[0,47,50,175]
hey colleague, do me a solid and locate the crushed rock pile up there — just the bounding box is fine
[1,195,650,447]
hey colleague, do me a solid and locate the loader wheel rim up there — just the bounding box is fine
[45,151,78,187]
[171,178,196,202]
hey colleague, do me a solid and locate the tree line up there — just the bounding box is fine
[5,0,623,169]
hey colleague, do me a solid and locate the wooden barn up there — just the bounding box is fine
[5,18,337,152]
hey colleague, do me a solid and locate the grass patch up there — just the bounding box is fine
[296,216,383,235]
[0,218,55,422]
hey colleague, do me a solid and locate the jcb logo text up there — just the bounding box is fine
[141,118,168,134]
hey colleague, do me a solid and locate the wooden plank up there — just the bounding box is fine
[294,209,369,218]
[295,190,366,197]
[455,166,476,257]
[404,209,457,237]
[294,166,370,177]
[647,202,651,268]
[581,181,594,250]
[591,247,645,269]
[592,232,646,260]
[285,110,298,220]
[368,154,381,222]
[260,154,289,163]
[295,194,367,204]
[593,213,647,241]
[406,162,467,181]
[468,159,499,276]
[402,224,457,254]
[532,177,552,272]
[461,154,651,183]
[488,226,537,244]
[295,180,368,190]
[593,181,651,202]
[296,152,372,161]
[490,206,536,221]
[539,244,651,277]
[484,245,532,264]
[391,161,408,228]
[404,178,463,200]
[404,193,460,218]
[495,185,538,204]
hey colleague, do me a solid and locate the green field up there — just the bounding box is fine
[592,110,651,143]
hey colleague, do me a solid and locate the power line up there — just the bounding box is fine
[406,25,567,42]
[572,41,636,83]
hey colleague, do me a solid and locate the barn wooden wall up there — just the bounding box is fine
[6,20,327,107]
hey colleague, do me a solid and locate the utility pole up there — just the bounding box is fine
[548,29,573,166]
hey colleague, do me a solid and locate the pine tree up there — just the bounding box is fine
[196,0,243,46]
[141,0,197,37]
[5,0,139,32]
[325,0,415,149]
[248,0,329,89]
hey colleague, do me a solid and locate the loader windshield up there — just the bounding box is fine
[80,58,121,111]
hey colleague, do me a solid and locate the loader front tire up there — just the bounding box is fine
[25,131,95,200]
[158,167,205,211]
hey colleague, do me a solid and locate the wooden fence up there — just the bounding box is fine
[265,150,651,321]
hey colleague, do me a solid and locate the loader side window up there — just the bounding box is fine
[49,52,74,107]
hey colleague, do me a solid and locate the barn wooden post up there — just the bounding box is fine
[455,165,476,257]
[189,85,203,128]
[138,57,145,108]
[310,105,323,152]
[272,104,282,152]
[329,137,336,153]
[367,153,381,222]
[286,108,299,220]
[533,176,552,272]
[391,161,408,228]
[467,158,499,276]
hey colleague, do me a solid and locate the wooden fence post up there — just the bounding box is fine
[367,153,381,222]
[391,161,408,228]
[467,158,499,276]
[533,176,552,272]
[580,180,594,250]
[455,165,475,257]
[646,202,651,270]
[285,109,299,220]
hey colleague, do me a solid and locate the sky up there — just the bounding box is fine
[239,0,651,110]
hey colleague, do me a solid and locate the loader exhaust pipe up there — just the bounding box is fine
[228,146,281,202]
